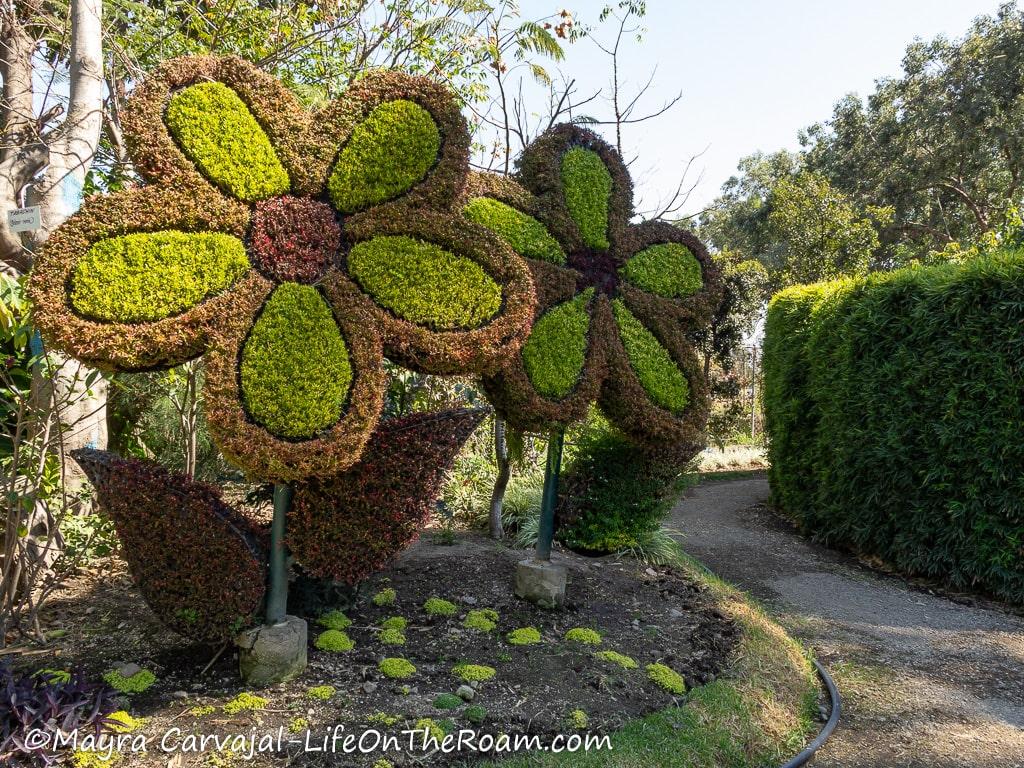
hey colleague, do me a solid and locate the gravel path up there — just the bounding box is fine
[668,475,1024,768]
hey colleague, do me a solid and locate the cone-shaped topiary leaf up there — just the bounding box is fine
[561,147,613,250]
[522,290,593,399]
[620,242,703,299]
[612,300,689,414]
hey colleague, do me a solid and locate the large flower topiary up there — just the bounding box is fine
[30,55,534,481]
[460,125,721,451]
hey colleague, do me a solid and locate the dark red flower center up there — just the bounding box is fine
[568,248,621,296]
[249,196,341,284]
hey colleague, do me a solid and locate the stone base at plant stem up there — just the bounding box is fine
[236,615,307,686]
[515,558,566,608]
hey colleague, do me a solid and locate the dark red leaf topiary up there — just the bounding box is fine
[287,408,488,584]
[72,449,267,643]
[249,196,340,283]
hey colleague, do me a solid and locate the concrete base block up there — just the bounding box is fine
[514,558,566,608]
[236,615,307,687]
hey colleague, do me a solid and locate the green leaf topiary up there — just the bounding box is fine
[560,147,612,250]
[328,99,440,213]
[646,662,686,694]
[620,243,703,298]
[463,197,565,264]
[522,289,592,399]
[240,283,352,439]
[612,300,689,414]
[347,236,501,330]
[70,231,249,323]
[165,82,290,202]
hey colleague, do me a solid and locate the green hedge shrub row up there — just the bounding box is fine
[166,82,290,202]
[70,230,249,323]
[763,250,1024,603]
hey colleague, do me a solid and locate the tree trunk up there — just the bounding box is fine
[488,417,509,540]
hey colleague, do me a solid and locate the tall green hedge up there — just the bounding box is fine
[763,250,1024,604]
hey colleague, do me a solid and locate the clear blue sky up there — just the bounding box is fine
[518,0,1002,217]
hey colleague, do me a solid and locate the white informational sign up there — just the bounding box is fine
[7,205,41,233]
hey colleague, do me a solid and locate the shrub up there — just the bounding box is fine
[307,685,336,700]
[433,693,462,710]
[380,616,406,631]
[347,235,501,330]
[423,597,458,617]
[521,290,592,399]
[315,630,354,652]
[452,664,495,682]
[102,669,156,695]
[373,588,397,607]
[328,99,440,213]
[289,718,309,734]
[379,628,406,645]
[564,628,601,645]
[239,283,352,439]
[646,663,686,694]
[763,251,1024,603]
[288,409,486,584]
[556,415,684,554]
[463,197,564,264]
[462,609,499,632]
[620,243,703,298]
[464,705,486,725]
[413,717,445,742]
[0,665,117,765]
[70,231,249,323]
[594,650,638,669]
[560,147,612,250]
[379,658,416,679]
[506,627,541,645]
[568,709,588,730]
[72,449,266,642]
[106,711,145,733]
[165,81,290,202]
[318,610,352,631]
[223,692,268,714]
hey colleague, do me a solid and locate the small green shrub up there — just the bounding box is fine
[289,717,309,734]
[414,717,445,742]
[315,629,354,652]
[568,709,588,730]
[522,289,592,399]
[366,712,400,726]
[306,685,336,700]
[379,658,416,679]
[594,650,638,669]
[102,669,156,695]
[506,627,541,645]
[379,628,406,645]
[620,243,702,298]
[452,663,495,682]
[190,705,215,717]
[423,597,458,617]
[318,610,352,631]
[106,711,146,733]
[380,616,407,631]
[612,299,689,413]
[463,197,565,264]
[240,283,351,439]
[432,693,463,710]
[561,147,612,249]
[464,705,486,724]
[166,82,290,202]
[328,99,440,213]
[348,236,501,330]
[462,609,499,632]
[373,588,397,606]
[564,627,601,645]
[223,691,269,714]
[646,663,686,694]
[70,231,249,323]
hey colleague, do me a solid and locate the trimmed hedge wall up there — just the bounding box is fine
[763,251,1024,603]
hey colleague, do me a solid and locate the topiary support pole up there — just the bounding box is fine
[266,483,292,624]
[534,428,564,561]
[515,428,568,606]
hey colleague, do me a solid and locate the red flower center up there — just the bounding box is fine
[568,248,621,296]
[249,196,341,284]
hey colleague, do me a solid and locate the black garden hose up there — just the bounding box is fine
[778,659,841,768]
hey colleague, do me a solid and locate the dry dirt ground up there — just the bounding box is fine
[670,474,1024,768]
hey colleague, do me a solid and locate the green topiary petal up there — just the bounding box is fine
[240,283,352,439]
[612,300,689,414]
[522,289,593,399]
[463,197,565,264]
[166,82,290,202]
[70,231,249,322]
[328,100,440,213]
[347,235,501,330]
[620,242,703,298]
[561,148,612,250]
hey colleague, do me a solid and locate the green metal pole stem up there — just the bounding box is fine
[535,428,565,562]
[266,483,293,625]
